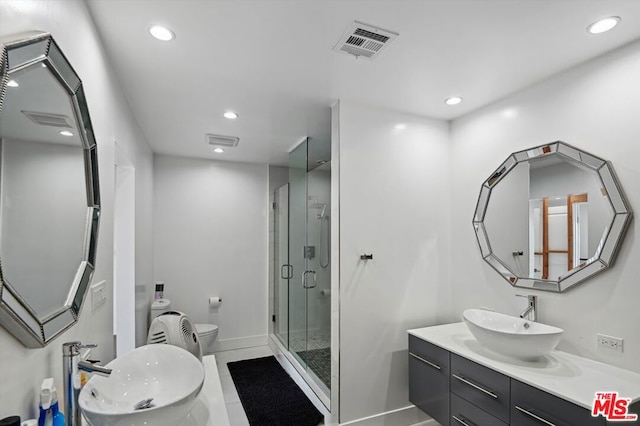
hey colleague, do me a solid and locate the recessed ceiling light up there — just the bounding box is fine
[223,111,238,119]
[59,130,74,137]
[7,80,19,87]
[394,123,407,130]
[445,96,463,106]
[149,25,175,41]
[501,108,518,119]
[213,147,224,153]
[587,16,620,34]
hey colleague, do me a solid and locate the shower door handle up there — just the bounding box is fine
[280,264,293,279]
[302,270,317,289]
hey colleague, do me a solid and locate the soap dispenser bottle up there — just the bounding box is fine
[38,378,65,426]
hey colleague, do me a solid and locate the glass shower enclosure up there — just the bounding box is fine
[273,137,331,399]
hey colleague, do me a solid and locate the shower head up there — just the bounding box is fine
[309,202,328,219]
[318,204,327,219]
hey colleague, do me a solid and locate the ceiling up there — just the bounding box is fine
[85,0,640,166]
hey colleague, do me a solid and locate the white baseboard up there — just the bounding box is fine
[339,405,434,426]
[211,334,268,352]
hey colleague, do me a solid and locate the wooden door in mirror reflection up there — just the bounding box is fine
[534,193,587,279]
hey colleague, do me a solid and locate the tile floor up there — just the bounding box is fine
[215,345,275,426]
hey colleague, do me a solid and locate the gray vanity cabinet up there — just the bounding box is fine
[408,335,450,425]
[451,393,508,426]
[450,353,510,424]
[511,380,604,426]
[408,334,635,426]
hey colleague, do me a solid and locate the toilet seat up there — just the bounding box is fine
[195,323,218,336]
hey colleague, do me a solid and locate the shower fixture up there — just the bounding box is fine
[308,197,328,219]
[317,203,328,219]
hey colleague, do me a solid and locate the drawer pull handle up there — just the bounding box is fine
[515,405,557,426]
[409,352,441,370]
[452,414,476,426]
[452,373,498,399]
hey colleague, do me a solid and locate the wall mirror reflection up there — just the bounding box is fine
[473,142,632,292]
[0,32,100,347]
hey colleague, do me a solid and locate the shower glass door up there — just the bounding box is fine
[304,158,331,393]
[284,137,331,396]
[273,183,289,347]
[288,140,309,368]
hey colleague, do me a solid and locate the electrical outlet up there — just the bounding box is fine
[597,333,624,353]
[91,280,107,311]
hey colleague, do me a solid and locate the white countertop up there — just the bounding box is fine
[193,355,230,426]
[408,322,640,410]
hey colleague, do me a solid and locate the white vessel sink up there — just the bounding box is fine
[79,344,204,426]
[463,308,563,360]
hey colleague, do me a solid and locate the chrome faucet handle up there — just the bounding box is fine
[79,343,98,349]
[62,341,98,356]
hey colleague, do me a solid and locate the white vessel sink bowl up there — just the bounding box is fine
[79,344,204,426]
[463,308,563,360]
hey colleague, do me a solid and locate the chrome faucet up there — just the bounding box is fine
[63,341,112,426]
[517,294,537,322]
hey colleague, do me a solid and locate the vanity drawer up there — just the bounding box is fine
[409,335,450,426]
[451,353,510,423]
[409,335,450,369]
[451,393,508,426]
[511,380,604,426]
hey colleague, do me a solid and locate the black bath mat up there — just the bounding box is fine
[227,356,324,426]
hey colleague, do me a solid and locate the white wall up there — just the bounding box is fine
[337,102,451,424]
[0,0,154,419]
[153,155,269,351]
[450,37,640,372]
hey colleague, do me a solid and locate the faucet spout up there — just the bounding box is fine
[516,294,537,322]
[78,360,112,377]
[519,305,534,319]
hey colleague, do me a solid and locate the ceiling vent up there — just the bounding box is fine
[205,133,240,148]
[22,110,74,128]
[333,21,398,60]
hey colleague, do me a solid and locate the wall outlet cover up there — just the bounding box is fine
[597,333,624,353]
[91,280,107,311]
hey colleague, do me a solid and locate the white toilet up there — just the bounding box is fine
[149,299,219,355]
[195,324,219,355]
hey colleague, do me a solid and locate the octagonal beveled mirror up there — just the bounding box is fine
[473,141,632,292]
[0,32,100,347]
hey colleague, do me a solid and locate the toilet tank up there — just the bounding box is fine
[150,298,171,320]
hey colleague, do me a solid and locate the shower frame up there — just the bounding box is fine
[271,137,332,408]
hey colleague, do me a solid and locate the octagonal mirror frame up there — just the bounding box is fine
[473,141,632,292]
[0,32,100,347]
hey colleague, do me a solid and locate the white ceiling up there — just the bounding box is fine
[86,0,640,166]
